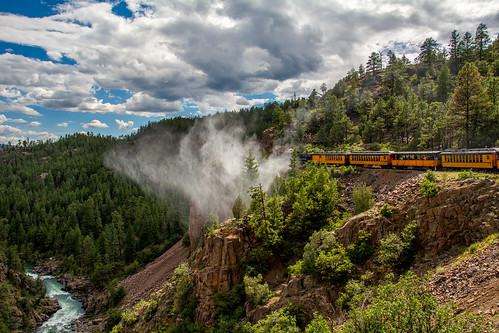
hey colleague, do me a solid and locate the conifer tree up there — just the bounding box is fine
[450,62,490,148]
[474,23,491,61]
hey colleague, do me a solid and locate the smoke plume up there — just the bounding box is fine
[105,117,291,230]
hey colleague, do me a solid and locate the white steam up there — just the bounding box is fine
[105,118,291,224]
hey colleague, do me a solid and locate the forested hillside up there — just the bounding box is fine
[1,22,499,332]
[0,134,187,289]
[274,23,499,152]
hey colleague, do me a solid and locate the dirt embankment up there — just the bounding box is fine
[119,241,189,310]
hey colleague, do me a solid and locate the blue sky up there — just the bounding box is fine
[0,0,498,143]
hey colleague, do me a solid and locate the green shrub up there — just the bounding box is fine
[425,169,437,182]
[172,263,197,321]
[302,230,352,281]
[352,184,374,214]
[315,246,352,281]
[287,260,303,276]
[379,233,404,267]
[242,308,300,333]
[378,222,418,269]
[420,171,438,198]
[347,230,374,264]
[212,283,246,331]
[339,271,492,332]
[379,203,392,217]
[110,284,126,307]
[240,248,271,277]
[458,169,475,179]
[243,274,274,306]
[232,195,247,219]
[302,230,338,274]
[336,272,373,311]
[304,312,332,333]
[144,300,158,321]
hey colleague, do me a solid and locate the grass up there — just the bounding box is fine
[436,170,499,182]
[452,233,499,268]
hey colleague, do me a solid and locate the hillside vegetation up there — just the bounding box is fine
[1,22,499,332]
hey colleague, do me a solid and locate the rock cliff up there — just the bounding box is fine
[191,220,254,326]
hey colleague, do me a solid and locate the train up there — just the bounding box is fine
[300,148,499,170]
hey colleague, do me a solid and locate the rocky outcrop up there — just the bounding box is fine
[192,220,254,326]
[335,178,499,255]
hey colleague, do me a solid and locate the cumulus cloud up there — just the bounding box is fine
[57,122,68,127]
[0,0,497,119]
[28,121,42,127]
[0,114,6,124]
[82,119,108,128]
[0,125,22,136]
[115,119,134,130]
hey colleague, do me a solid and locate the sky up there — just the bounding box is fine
[0,0,498,144]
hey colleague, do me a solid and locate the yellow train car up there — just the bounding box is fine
[441,149,499,169]
[349,151,392,166]
[391,151,441,168]
[310,152,349,165]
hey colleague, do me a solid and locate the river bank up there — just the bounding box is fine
[27,269,85,332]
[30,259,109,332]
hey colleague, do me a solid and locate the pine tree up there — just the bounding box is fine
[436,64,452,102]
[243,150,260,187]
[474,23,491,61]
[450,62,490,148]
[449,29,461,70]
[461,31,475,64]
[418,37,438,64]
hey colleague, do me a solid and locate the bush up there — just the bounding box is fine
[232,195,247,219]
[240,248,271,277]
[379,203,392,217]
[352,184,374,214]
[242,308,300,333]
[212,283,246,331]
[243,274,274,306]
[304,312,332,333]
[458,169,475,179]
[336,272,373,311]
[315,246,352,281]
[302,230,337,274]
[420,171,438,198]
[110,284,126,307]
[302,230,352,281]
[172,263,197,321]
[378,222,417,269]
[339,271,492,332]
[347,230,374,264]
[378,233,404,267]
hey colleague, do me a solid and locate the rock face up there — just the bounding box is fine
[335,178,499,255]
[192,221,254,326]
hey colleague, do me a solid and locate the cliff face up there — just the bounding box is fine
[189,176,499,328]
[191,220,254,326]
[335,178,499,255]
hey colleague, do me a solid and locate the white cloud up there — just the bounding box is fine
[28,121,42,127]
[82,119,108,128]
[115,119,134,130]
[0,125,22,136]
[0,0,497,119]
[0,114,6,124]
[57,122,69,127]
[10,118,27,123]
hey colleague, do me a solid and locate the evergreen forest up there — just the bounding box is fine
[1,22,499,332]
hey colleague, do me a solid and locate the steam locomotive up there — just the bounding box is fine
[300,148,499,170]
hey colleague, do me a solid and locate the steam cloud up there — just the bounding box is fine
[105,117,291,228]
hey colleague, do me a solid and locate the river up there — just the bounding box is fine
[26,269,85,333]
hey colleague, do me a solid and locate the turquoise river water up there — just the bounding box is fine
[26,269,85,332]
